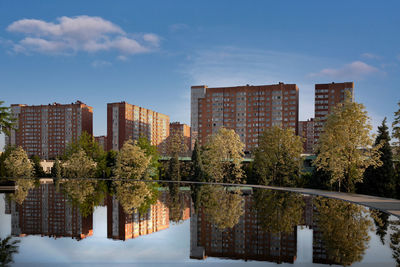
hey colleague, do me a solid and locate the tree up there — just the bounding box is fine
[202,127,245,183]
[0,101,16,136]
[62,149,96,178]
[392,101,400,158]
[112,140,157,214]
[51,158,62,179]
[314,93,382,192]
[253,126,303,186]
[314,197,372,266]
[137,136,160,179]
[0,235,20,267]
[0,146,16,178]
[166,131,188,157]
[64,131,104,161]
[358,118,396,197]
[31,155,46,178]
[4,146,33,178]
[61,179,99,217]
[191,141,206,182]
[113,140,151,180]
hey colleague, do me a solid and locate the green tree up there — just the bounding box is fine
[4,146,33,178]
[51,158,62,179]
[64,131,104,160]
[253,126,303,186]
[202,127,245,183]
[252,189,304,233]
[198,185,243,229]
[0,146,16,178]
[0,235,20,267]
[31,155,46,178]
[0,101,16,136]
[392,101,400,198]
[137,136,160,179]
[112,140,157,214]
[314,93,382,192]
[358,118,396,197]
[62,149,96,178]
[314,197,372,266]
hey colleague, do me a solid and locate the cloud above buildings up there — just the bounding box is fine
[6,15,160,56]
[360,53,381,60]
[309,61,381,79]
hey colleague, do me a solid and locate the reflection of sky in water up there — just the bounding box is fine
[0,194,396,266]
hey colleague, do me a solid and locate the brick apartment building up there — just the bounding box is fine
[10,183,93,240]
[6,101,93,159]
[169,122,191,154]
[190,193,298,263]
[94,135,107,151]
[107,192,169,241]
[314,82,354,143]
[299,118,315,154]
[191,83,299,152]
[107,102,169,153]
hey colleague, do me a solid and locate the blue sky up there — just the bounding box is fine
[1,1,400,149]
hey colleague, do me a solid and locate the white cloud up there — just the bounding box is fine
[361,53,381,60]
[309,61,380,79]
[91,60,112,68]
[169,23,189,32]
[6,15,160,57]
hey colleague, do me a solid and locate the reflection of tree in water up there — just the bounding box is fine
[370,209,389,245]
[252,189,304,234]
[314,198,372,266]
[113,180,158,215]
[11,179,35,205]
[168,183,184,223]
[390,219,400,266]
[0,235,20,267]
[198,185,243,229]
[61,179,106,217]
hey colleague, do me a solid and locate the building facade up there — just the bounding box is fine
[11,183,93,240]
[299,118,315,154]
[94,135,107,151]
[169,122,191,154]
[106,102,169,153]
[191,83,299,152]
[314,82,354,143]
[6,101,93,159]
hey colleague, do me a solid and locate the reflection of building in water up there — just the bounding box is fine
[190,194,297,263]
[10,183,93,240]
[107,192,169,241]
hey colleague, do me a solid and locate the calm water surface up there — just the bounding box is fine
[0,179,398,266]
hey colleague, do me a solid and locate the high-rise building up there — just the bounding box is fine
[107,102,169,153]
[106,192,169,241]
[11,183,93,240]
[314,82,354,143]
[94,135,107,151]
[299,118,315,154]
[191,83,299,152]
[6,101,93,159]
[169,122,191,154]
[190,193,297,262]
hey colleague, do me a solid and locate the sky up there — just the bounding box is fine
[1,1,400,150]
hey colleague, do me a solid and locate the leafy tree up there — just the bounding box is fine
[314,93,382,192]
[51,158,62,179]
[314,197,372,266]
[4,146,33,178]
[31,155,46,178]
[12,179,35,205]
[64,131,104,161]
[253,126,303,186]
[202,127,245,183]
[0,101,16,136]
[62,149,96,178]
[0,235,20,267]
[0,145,16,178]
[136,136,160,179]
[252,189,304,233]
[358,118,396,197]
[392,101,400,159]
[166,131,188,157]
[112,140,157,214]
[198,185,243,229]
[166,154,180,181]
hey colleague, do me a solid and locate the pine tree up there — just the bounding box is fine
[31,155,46,178]
[51,158,62,179]
[392,101,400,198]
[191,141,206,182]
[359,118,395,197]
